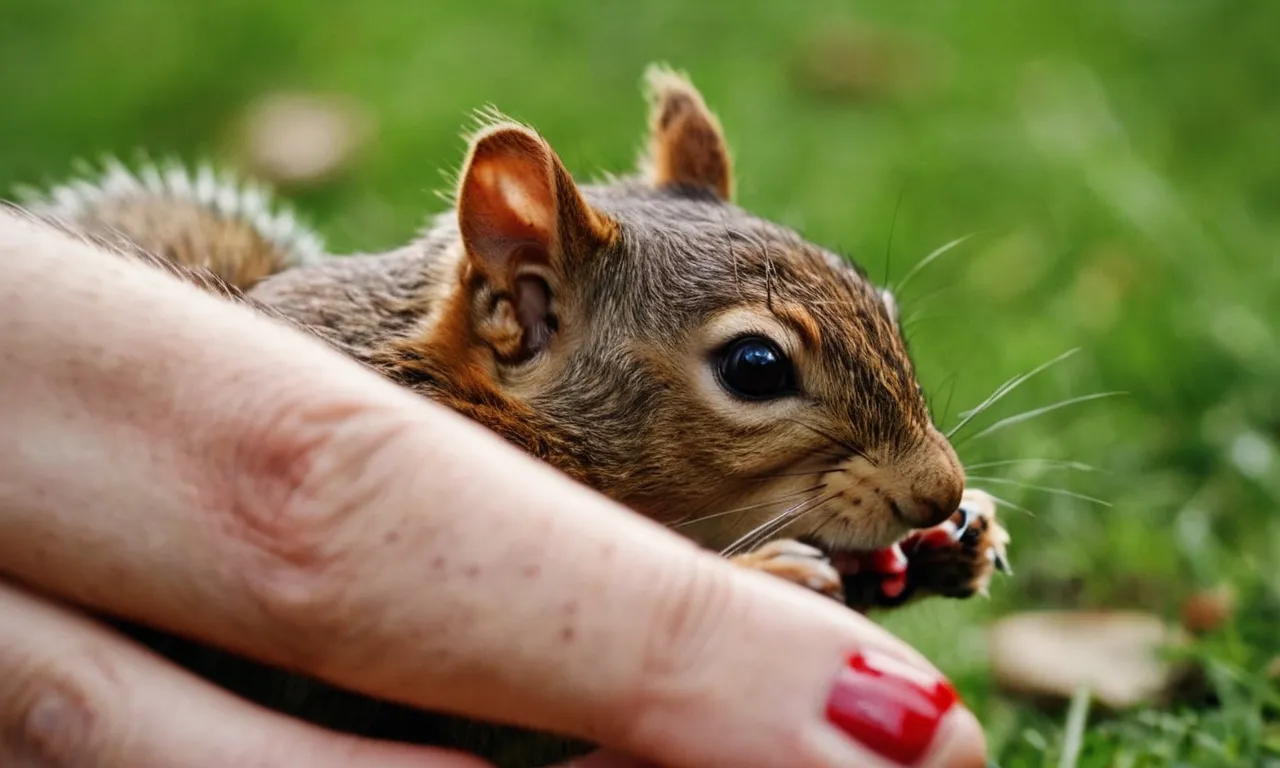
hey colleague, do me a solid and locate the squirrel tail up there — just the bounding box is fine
[13,157,326,292]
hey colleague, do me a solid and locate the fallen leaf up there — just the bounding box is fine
[987,610,1189,710]
[241,92,372,187]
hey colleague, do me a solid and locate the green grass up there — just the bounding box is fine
[4,1,1279,765]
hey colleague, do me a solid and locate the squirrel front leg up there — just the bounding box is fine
[728,540,846,602]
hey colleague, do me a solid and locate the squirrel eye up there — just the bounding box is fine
[716,336,796,400]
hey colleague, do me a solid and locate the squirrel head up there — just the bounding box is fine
[389,65,964,555]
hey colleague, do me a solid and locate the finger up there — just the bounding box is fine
[925,707,987,768]
[557,750,659,768]
[0,210,986,767]
[0,581,492,768]
[555,687,984,768]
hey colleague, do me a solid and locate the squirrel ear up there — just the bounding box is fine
[458,123,615,276]
[456,122,616,360]
[640,64,734,201]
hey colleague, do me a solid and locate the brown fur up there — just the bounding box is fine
[22,66,969,571]
[251,90,963,553]
[641,64,735,200]
[79,195,291,289]
[11,66,1007,766]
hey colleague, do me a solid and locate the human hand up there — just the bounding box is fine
[0,209,986,767]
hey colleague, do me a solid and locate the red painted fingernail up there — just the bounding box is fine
[825,650,958,766]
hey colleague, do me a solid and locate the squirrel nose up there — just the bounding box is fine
[891,494,960,529]
[890,431,965,529]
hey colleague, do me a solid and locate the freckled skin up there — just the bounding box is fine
[16,65,1009,767]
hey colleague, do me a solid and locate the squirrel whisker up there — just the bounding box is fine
[798,505,847,549]
[890,232,979,297]
[881,188,905,286]
[786,418,874,465]
[719,205,746,302]
[980,492,1036,517]
[962,474,1112,508]
[673,484,828,529]
[902,283,958,321]
[963,458,1106,474]
[928,371,960,428]
[721,490,841,558]
[945,347,1082,440]
[957,391,1127,446]
[745,467,838,482]
[901,308,957,332]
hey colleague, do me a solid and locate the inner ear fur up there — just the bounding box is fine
[455,121,616,361]
[640,64,734,201]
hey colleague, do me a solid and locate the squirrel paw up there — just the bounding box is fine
[729,539,845,602]
[903,488,1011,599]
[840,489,1012,611]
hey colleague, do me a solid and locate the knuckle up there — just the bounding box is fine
[1,651,119,767]
[221,392,411,659]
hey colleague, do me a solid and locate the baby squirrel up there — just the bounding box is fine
[14,65,1010,766]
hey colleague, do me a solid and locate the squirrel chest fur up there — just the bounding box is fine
[14,65,1010,767]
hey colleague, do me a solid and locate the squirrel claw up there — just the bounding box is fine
[990,547,1013,575]
[950,502,973,541]
[935,488,1011,596]
[849,487,1013,608]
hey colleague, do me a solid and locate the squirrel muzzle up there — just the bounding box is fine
[878,427,966,530]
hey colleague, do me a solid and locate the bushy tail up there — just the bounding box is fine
[12,158,326,292]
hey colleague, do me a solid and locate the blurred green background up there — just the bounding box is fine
[4,1,1278,765]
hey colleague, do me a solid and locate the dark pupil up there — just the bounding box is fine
[721,338,791,398]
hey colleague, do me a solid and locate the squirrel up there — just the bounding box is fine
[12,64,1011,766]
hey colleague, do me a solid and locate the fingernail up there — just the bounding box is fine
[825,649,958,766]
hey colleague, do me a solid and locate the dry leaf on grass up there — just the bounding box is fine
[241,92,373,187]
[988,610,1190,710]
